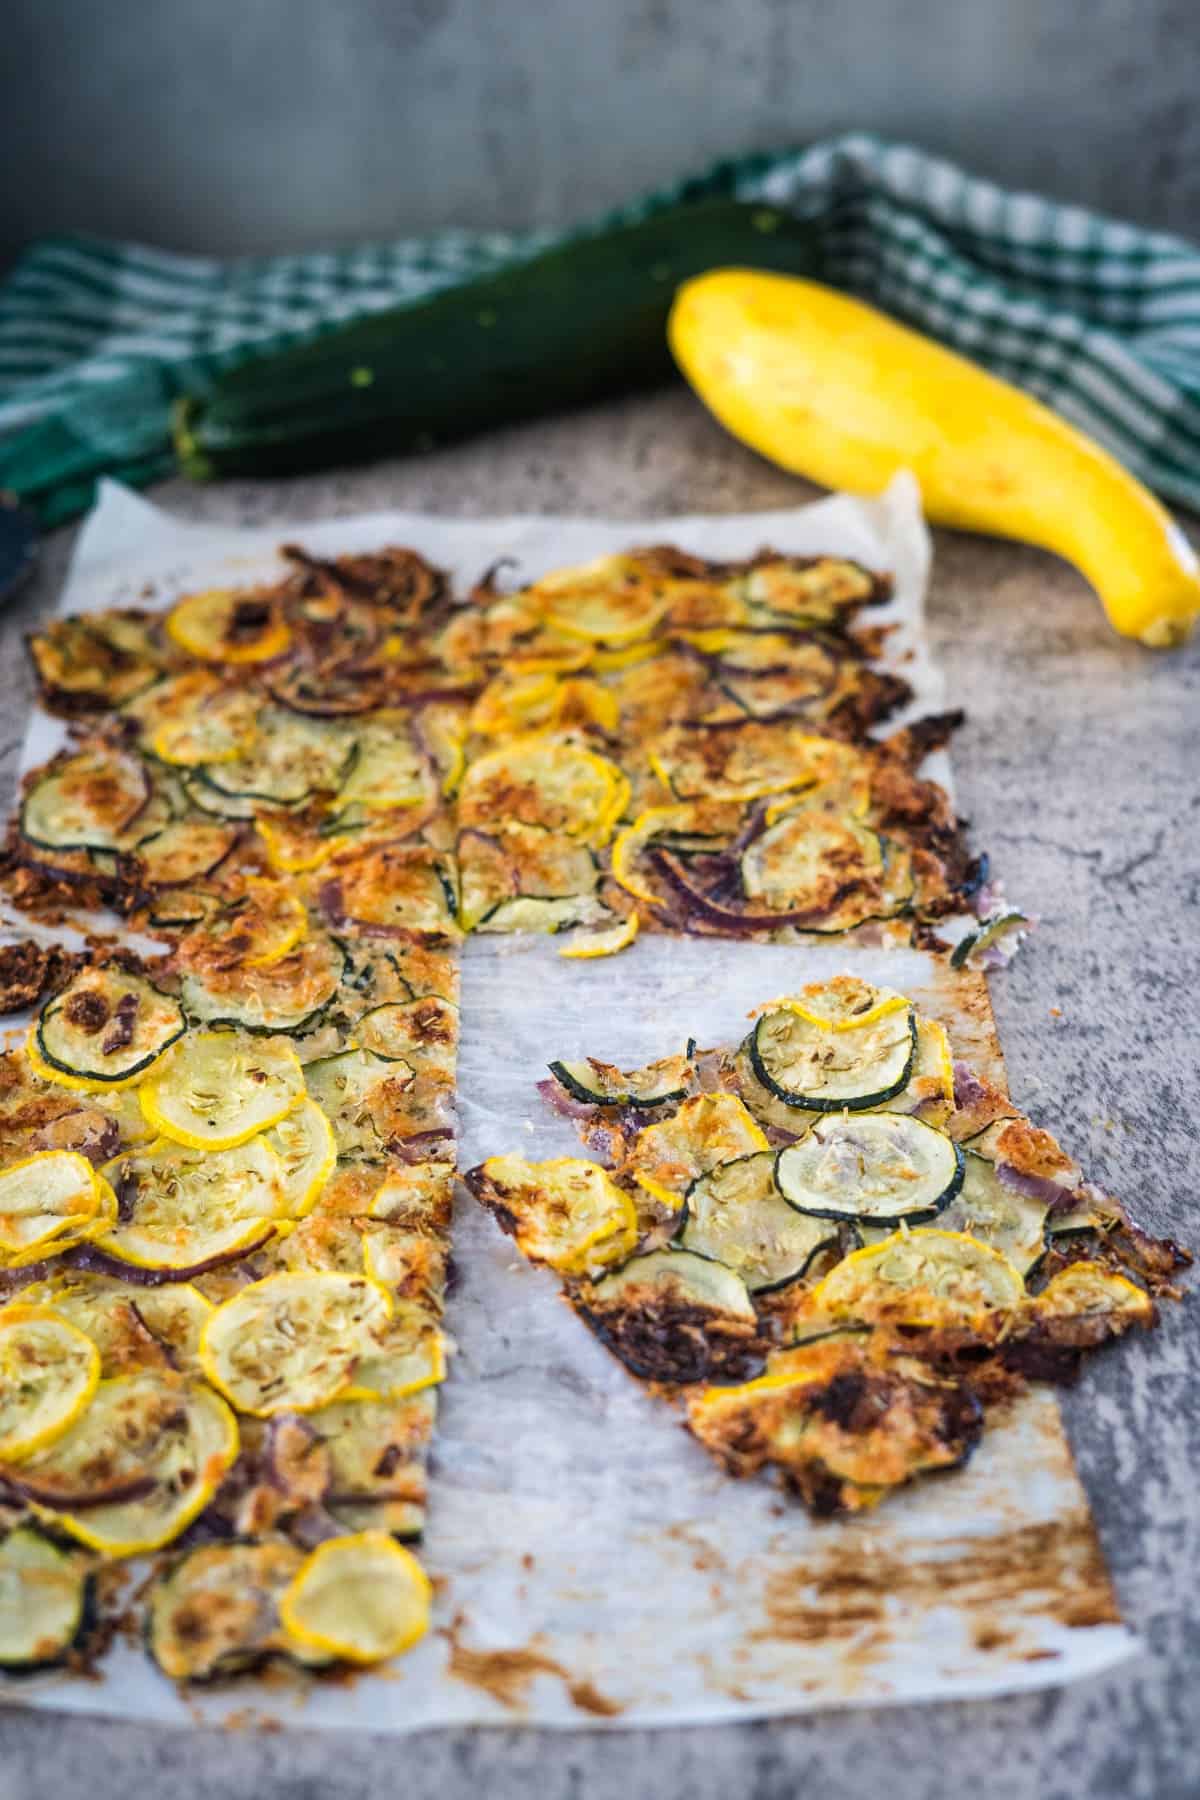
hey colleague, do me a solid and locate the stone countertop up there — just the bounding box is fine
[1,389,1197,1800]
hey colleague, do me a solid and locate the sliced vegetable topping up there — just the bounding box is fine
[465,1154,637,1273]
[97,1136,286,1272]
[747,1000,916,1111]
[739,810,887,925]
[0,1151,106,1264]
[265,1098,337,1215]
[1035,1262,1154,1325]
[0,1305,100,1460]
[624,1093,769,1211]
[557,910,640,959]
[21,746,150,853]
[649,722,853,802]
[0,1526,92,1670]
[548,1051,692,1110]
[576,1247,760,1384]
[279,1531,431,1664]
[938,1151,1050,1275]
[775,1113,964,1224]
[139,1032,305,1150]
[459,734,628,845]
[12,1372,238,1556]
[166,587,291,663]
[199,1271,393,1415]
[34,967,185,1090]
[147,1541,324,1681]
[179,933,342,1033]
[679,1151,835,1292]
[784,975,909,1032]
[813,1228,1025,1325]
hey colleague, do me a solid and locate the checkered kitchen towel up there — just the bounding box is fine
[4,132,1200,526]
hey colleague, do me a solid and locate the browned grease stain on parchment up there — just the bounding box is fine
[752,1512,1119,1654]
[442,1615,623,1717]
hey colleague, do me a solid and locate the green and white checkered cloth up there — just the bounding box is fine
[4,132,1200,526]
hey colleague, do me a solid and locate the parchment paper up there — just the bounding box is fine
[3,478,1133,1730]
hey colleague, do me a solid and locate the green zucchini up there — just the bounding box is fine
[175,201,819,481]
[577,1247,760,1384]
[38,967,186,1085]
[678,1150,835,1292]
[548,1053,692,1110]
[747,1002,916,1112]
[21,747,151,854]
[0,1525,93,1672]
[950,909,1031,970]
[775,1113,964,1225]
[937,1150,1049,1275]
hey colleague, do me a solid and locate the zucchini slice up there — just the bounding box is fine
[146,1540,327,1681]
[938,1151,1050,1276]
[577,1247,760,1383]
[280,1531,431,1664]
[813,1228,1025,1325]
[457,821,599,932]
[351,996,458,1078]
[13,1372,238,1556]
[648,722,857,803]
[139,1032,305,1150]
[35,967,185,1089]
[21,747,151,853]
[321,844,459,941]
[264,1099,337,1216]
[731,557,879,627]
[145,678,260,766]
[624,1093,769,1212]
[193,708,354,808]
[303,1048,414,1160]
[458,733,627,845]
[165,587,291,664]
[200,1272,393,1417]
[334,716,436,812]
[548,1052,692,1110]
[131,818,240,890]
[0,1152,104,1263]
[30,610,162,712]
[950,909,1031,971]
[0,1526,92,1671]
[532,555,671,646]
[97,1136,287,1273]
[0,1305,100,1460]
[739,810,887,926]
[775,1114,964,1225]
[747,1002,916,1112]
[179,933,342,1034]
[465,1153,638,1274]
[678,1151,836,1292]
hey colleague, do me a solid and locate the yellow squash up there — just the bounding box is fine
[669,270,1200,647]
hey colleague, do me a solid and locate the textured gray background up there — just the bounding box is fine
[5,0,1200,260]
[0,388,1197,1797]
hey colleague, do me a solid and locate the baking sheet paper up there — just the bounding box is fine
[3,478,1133,1730]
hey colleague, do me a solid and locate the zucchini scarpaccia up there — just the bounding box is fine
[175,201,819,482]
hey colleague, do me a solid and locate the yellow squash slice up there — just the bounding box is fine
[265,1098,337,1216]
[0,1305,100,1461]
[0,1151,103,1263]
[558,909,640,959]
[166,587,291,662]
[467,1154,638,1274]
[199,1271,393,1416]
[280,1532,431,1664]
[813,1228,1025,1326]
[139,1031,305,1149]
[16,1371,238,1557]
[625,1092,769,1211]
[96,1136,286,1272]
[459,733,627,846]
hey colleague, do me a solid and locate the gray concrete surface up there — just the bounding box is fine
[0,387,1198,1798]
[5,0,1200,259]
